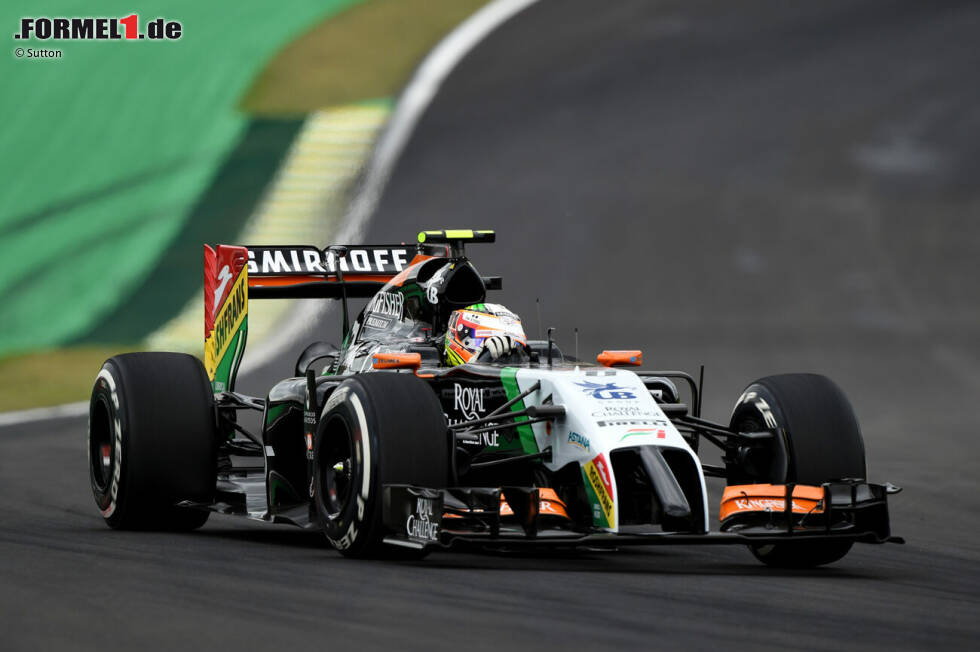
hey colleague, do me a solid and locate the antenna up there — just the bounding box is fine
[547,327,555,366]
[574,328,579,362]
[697,364,705,418]
[536,298,542,340]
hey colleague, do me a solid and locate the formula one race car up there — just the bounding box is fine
[87,230,902,566]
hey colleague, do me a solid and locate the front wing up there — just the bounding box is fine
[382,481,903,551]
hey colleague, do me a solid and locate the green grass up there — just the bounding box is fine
[0,1,361,359]
[0,0,491,412]
[0,347,143,411]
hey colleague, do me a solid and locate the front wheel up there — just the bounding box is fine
[313,372,449,558]
[729,373,866,567]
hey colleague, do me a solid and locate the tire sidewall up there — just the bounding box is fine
[313,381,381,553]
[88,361,130,527]
[729,382,792,484]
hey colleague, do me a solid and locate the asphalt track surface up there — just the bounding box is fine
[2,1,978,650]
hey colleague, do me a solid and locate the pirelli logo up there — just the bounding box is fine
[206,266,247,380]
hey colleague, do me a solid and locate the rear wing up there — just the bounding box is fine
[246,244,429,298]
[203,243,439,391]
[203,231,495,392]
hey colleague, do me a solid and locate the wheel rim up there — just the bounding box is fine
[730,414,770,484]
[319,414,354,519]
[89,396,114,492]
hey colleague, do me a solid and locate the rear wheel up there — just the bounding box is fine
[729,373,866,567]
[88,353,217,530]
[313,372,449,558]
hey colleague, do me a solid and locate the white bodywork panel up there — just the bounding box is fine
[511,366,709,533]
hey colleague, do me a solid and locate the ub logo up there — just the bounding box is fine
[576,381,636,400]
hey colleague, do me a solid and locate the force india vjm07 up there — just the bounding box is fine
[87,230,903,566]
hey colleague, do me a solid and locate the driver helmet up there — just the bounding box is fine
[444,303,527,366]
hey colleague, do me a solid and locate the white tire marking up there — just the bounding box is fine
[350,393,371,500]
[95,368,123,519]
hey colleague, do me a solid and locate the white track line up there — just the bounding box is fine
[1,0,539,426]
[0,401,88,427]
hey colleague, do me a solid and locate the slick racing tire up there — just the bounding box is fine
[313,372,449,559]
[730,373,866,568]
[88,353,217,530]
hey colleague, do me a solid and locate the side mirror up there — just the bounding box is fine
[295,341,339,377]
[372,352,421,371]
[597,350,642,367]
